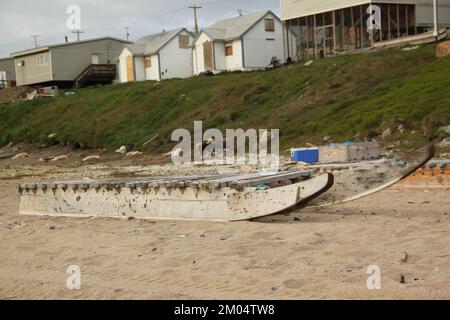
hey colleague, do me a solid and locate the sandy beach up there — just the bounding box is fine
[1,158,449,300]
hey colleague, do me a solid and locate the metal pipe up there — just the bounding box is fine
[433,0,439,40]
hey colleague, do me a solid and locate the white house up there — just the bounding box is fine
[193,11,289,75]
[118,28,194,82]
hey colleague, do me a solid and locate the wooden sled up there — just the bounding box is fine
[18,171,334,222]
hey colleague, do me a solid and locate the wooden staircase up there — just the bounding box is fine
[74,64,116,88]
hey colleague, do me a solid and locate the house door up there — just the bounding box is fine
[203,41,213,70]
[91,54,100,64]
[126,55,135,82]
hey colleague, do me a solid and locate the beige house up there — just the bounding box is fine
[11,37,131,87]
[0,57,16,87]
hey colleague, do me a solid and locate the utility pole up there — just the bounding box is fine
[31,35,40,48]
[189,5,202,36]
[124,27,130,41]
[433,0,439,43]
[71,29,84,41]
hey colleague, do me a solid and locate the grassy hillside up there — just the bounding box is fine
[1,44,449,154]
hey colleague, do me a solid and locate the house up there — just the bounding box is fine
[280,0,450,59]
[0,57,16,88]
[192,10,288,75]
[118,28,194,82]
[10,37,131,87]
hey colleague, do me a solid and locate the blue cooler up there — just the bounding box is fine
[291,148,319,164]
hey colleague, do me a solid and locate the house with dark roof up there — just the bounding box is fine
[118,28,194,82]
[192,10,288,75]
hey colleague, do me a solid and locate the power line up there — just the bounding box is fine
[189,5,203,36]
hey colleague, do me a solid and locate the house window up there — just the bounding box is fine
[144,58,152,68]
[36,53,49,66]
[225,42,233,56]
[265,18,275,32]
[179,35,190,49]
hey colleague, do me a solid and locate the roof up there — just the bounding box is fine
[127,28,190,56]
[11,36,131,57]
[199,10,277,41]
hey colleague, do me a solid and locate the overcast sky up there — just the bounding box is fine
[0,0,279,57]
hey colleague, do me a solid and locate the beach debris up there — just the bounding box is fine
[398,274,406,284]
[115,146,127,154]
[437,138,450,148]
[200,231,207,238]
[178,234,187,239]
[440,125,450,135]
[49,225,63,231]
[240,165,257,174]
[116,144,134,154]
[38,86,59,97]
[126,151,143,157]
[11,152,29,160]
[48,133,57,139]
[220,234,232,241]
[255,183,269,191]
[64,91,76,96]
[51,155,68,162]
[127,216,136,221]
[7,221,26,229]
[142,134,159,147]
[39,156,55,162]
[402,46,419,51]
[81,155,100,162]
[400,251,409,264]
[381,128,392,139]
[26,90,39,100]
[304,60,314,66]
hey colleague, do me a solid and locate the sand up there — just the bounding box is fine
[1,162,450,300]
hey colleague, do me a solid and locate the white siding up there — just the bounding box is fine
[243,13,285,69]
[225,40,244,71]
[417,2,450,26]
[281,0,450,22]
[145,54,160,81]
[118,48,132,83]
[193,33,213,74]
[281,0,370,20]
[158,31,194,80]
[214,41,226,71]
[134,56,146,81]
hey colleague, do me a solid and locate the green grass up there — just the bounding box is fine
[1,44,449,154]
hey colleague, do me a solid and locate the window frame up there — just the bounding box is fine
[225,41,233,56]
[178,34,190,49]
[36,53,49,66]
[144,57,152,68]
[265,18,275,32]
